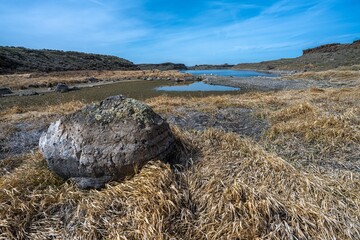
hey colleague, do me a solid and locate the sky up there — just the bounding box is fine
[0,0,359,65]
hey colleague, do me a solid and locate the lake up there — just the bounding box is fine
[156,82,240,92]
[156,69,273,92]
[182,69,277,77]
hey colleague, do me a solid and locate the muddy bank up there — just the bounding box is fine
[203,75,335,91]
[0,105,268,161]
[165,107,268,140]
[0,120,48,160]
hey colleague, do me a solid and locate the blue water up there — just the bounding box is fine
[182,69,276,77]
[156,82,240,92]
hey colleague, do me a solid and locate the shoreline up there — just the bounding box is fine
[2,68,358,99]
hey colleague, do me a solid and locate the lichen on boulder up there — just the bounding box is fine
[39,95,176,189]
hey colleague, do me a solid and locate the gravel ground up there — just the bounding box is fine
[0,120,48,160]
[204,76,335,90]
[165,107,269,140]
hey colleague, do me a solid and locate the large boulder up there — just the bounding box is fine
[39,95,176,189]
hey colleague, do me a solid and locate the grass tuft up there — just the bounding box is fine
[1,84,359,239]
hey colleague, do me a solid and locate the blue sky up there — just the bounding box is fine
[0,0,359,65]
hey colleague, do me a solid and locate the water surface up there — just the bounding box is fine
[0,80,247,111]
[156,82,240,92]
[182,69,276,77]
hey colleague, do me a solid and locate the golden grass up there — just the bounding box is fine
[0,100,85,122]
[187,129,360,239]
[291,70,360,81]
[1,85,359,239]
[1,128,359,239]
[336,64,360,71]
[148,87,360,175]
[0,70,192,90]
[286,69,360,88]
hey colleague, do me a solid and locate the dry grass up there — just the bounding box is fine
[335,64,360,71]
[0,70,192,90]
[149,87,360,173]
[0,101,85,122]
[285,68,360,88]
[290,70,360,81]
[1,85,359,239]
[1,128,359,239]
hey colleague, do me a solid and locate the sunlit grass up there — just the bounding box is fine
[1,84,359,239]
[0,70,192,90]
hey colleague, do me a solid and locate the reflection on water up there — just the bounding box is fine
[156,82,240,92]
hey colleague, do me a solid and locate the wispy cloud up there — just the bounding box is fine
[88,0,106,7]
[0,0,149,53]
[0,0,359,64]
[129,0,357,64]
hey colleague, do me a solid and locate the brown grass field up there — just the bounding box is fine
[284,67,360,88]
[0,70,192,90]
[0,69,360,239]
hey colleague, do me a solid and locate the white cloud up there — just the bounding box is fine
[0,0,150,52]
[129,0,344,64]
[0,0,358,64]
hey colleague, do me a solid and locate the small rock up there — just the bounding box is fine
[39,95,176,189]
[0,87,13,96]
[146,77,153,81]
[86,77,99,83]
[46,82,54,88]
[54,83,70,93]
[19,90,38,96]
[70,86,80,91]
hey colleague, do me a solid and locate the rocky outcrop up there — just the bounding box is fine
[302,43,341,55]
[39,95,176,189]
[233,40,360,71]
[303,40,360,55]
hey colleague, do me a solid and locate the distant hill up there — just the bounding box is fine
[233,40,360,71]
[137,62,187,71]
[0,47,138,74]
[188,64,234,70]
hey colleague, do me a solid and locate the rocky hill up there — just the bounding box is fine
[234,40,360,71]
[137,62,187,71]
[0,47,138,74]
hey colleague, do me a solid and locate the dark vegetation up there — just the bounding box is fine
[188,63,234,70]
[137,62,187,70]
[234,40,360,71]
[0,47,138,74]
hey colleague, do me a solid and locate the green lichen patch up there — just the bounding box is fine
[83,95,161,125]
